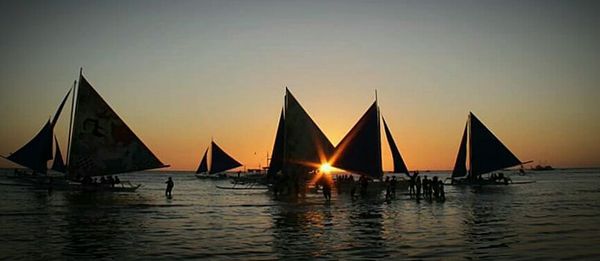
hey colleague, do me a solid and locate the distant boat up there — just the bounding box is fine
[531,164,554,171]
[450,112,530,185]
[329,98,410,194]
[195,140,242,179]
[3,70,169,192]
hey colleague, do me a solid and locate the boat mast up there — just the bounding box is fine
[282,87,288,174]
[375,89,382,179]
[467,112,472,180]
[65,71,79,175]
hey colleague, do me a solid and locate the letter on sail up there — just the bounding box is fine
[68,76,167,177]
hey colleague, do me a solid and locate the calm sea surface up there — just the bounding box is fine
[1,169,599,260]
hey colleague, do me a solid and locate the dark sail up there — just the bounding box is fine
[196,148,208,174]
[451,121,468,178]
[6,121,54,174]
[382,117,409,174]
[209,141,242,174]
[51,136,67,173]
[51,88,71,127]
[69,75,168,178]
[283,89,334,174]
[469,113,521,176]
[332,102,382,179]
[267,109,285,178]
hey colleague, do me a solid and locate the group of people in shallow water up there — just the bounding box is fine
[407,171,445,201]
[333,171,445,202]
[77,174,121,187]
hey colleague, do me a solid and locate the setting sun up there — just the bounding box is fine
[319,163,333,173]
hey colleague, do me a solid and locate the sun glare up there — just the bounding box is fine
[319,163,333,173]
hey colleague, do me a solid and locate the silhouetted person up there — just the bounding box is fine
[432,176,439,199]
[438,180,445,201]
[390,176,397,198]
[415,176,422,200]
[359,175,369,197]
[407,171,419,198]
[114,176,120,185]
[165,177,174,197]
[47,176,53,194]
[321,176,332,201]
[423,176,429,200]
[384,176,391,200]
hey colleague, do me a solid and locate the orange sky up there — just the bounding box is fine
[1,1,599,170]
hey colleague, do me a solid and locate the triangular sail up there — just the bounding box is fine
[209,141,242,174]
[331,102,382,179]
[196,148,208,174]
[51,136,67,173]
[382,117,409,175]
[68,75,167,178]
[451,120,468,178]
[51,88,71,127]
[267,109,285,178]
[469,113,521,176]
[283,89,334,174]
[6,121,54,174]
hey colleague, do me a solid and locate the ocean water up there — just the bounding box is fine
[0,169,599,260]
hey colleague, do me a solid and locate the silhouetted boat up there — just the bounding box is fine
[449,112,531,185]
[330,97,410,195]
[531,164,554,171]
[195,140,242,179]
[266,88,335,196]
[4,70,169,192]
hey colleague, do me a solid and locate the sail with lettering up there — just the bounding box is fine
[267,109,285,178]
[451,112,523,180]
[282,88,334,175]
[331,102,382,178]
[68,75,168,178]
[382,117,409,175]
[51,136,67,173]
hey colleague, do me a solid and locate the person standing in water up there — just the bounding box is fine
[165,177,174,197]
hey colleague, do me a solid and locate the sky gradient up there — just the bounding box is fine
[1,0,599,170]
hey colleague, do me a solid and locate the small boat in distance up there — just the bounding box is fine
[195,140,243,179]
[449,112,532,185]
[531,164,554,171]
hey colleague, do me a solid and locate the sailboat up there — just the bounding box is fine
[4,70,169,191]
[2,85,72,183]
[195,140,242,179]
[329,98,410,194]
[266,88,335,195]
[450,112,531,185]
